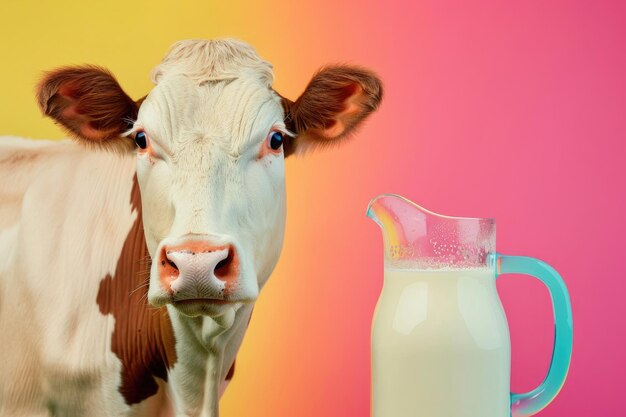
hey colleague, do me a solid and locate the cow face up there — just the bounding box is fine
[37,39,382,318]
[135,68,287,317]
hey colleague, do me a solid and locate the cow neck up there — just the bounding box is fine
[96,175,178,406]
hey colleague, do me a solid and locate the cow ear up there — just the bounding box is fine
[36,66,140,152]
[281,65,383,157]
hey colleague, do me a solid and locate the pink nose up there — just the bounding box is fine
[158,241,239,299]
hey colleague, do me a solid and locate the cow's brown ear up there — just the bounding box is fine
[36,66,140,152]
[281,65,383,156]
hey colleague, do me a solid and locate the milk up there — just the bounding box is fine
[372,268,511,417]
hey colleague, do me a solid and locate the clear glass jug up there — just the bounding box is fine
[367,194,573,417]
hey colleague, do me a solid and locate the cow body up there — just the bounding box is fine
[0,39,382,416]
[0,137,247,416]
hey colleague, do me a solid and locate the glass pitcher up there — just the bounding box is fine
[367,194,573,417]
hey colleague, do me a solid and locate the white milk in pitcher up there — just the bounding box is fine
[372,268,511,417]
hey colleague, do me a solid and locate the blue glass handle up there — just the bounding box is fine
[496,254,573,417]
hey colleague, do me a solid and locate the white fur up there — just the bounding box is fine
[151,39,274,86]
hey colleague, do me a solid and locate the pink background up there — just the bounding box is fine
[1,0,625,416]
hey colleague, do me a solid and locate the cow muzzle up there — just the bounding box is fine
[149,234,255,316]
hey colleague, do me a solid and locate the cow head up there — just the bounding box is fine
[37,39,382,319]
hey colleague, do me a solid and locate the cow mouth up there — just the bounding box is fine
[173,298,232,306]
[171,297,243,317]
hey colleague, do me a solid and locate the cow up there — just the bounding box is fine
[0,39,382,417]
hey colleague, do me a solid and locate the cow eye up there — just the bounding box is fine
[268,131,283,150]
[135,131,148,149]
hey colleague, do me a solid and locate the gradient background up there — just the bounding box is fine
[1,1,624,416]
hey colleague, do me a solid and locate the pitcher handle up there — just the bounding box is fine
[496,254,573,417]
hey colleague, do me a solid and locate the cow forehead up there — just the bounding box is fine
[150,39,274,86]
[138,75,284,155]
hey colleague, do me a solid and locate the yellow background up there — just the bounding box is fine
[0,0,329,138]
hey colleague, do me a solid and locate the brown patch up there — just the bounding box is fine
[36,66,140,152]
[97,176,177,405]
[278,65,383,156]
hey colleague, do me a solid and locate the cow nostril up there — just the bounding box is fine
[165,255,179,272]
[214,249,236,281]
[215,258,228,271]
[160,248,180,275]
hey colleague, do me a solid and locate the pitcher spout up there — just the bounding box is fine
[366,194,496,269]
